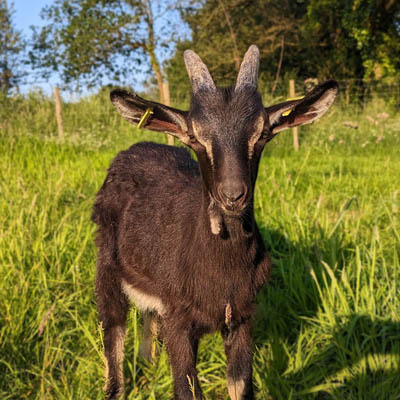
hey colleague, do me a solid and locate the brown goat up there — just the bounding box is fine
[92,45,338,399]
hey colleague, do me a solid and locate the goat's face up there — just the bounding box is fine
[187,87,266,215]
[110,45,338,228]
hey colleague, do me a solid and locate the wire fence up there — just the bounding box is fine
[258,78,400,109]
[2,76,399,151]
[168,78,400,112]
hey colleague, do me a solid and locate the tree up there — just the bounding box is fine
[185,0,304,79]
[166,0,306,99]
[0,0,25,96]
[167,0,400,102]
[303,0,400,80]
[30,0,180,100]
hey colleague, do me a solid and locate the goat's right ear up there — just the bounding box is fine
[110,89,189,140]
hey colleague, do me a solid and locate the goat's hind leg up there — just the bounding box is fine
[96,259,129,399]
[140,312,160,362]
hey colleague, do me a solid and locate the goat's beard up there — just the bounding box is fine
[208,199,223,235]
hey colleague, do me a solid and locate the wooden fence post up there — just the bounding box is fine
[345,82,351,105]
[54,86,64,140]
[289,79,299,151]
[162,81,174,146]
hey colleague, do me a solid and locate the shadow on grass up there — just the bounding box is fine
[254,226,400,399]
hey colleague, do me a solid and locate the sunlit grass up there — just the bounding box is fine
[0,93,399,399]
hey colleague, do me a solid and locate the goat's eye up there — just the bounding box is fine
[258,131,269,141]
[188,135,197,144]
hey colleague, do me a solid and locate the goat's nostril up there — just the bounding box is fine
[219,183,246,203]
[230,189,245,202]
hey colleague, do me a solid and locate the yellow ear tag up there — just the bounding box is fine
[282,95,304,117]
[137,108,154,129]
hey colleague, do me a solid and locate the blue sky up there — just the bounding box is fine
[13,0,56,93]
[13,0,49,33]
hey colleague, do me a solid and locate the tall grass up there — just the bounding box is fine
[0,91,399,399]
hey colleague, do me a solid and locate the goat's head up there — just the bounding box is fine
[110,45,338,233]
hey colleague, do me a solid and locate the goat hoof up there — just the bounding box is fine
[105,384,123,400]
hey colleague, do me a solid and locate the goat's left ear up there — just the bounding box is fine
[264,80,339,135]
[110,89,189,140]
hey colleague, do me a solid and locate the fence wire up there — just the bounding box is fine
[258,78,400,109]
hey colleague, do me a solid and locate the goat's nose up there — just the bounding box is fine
[219,182,246,203]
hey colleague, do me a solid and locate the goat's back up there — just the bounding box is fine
[92,142,202,287]
[92,142,200,226]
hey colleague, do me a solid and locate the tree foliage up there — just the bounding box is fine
[0,0,25,95]
[167,0,400,100]
[26,0,400,100]
[30,0,178,93]
[304,0,400,80]
[168,0,305,85]
[30,0,134,88]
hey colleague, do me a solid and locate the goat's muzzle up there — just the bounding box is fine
[216,181,249,215]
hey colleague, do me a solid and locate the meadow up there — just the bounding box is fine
[0,90,399,399]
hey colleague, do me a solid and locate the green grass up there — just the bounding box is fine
[0,92,399,399]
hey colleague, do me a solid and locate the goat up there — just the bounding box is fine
[92,45,338,400]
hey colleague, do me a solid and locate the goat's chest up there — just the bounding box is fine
[173,261,256,332]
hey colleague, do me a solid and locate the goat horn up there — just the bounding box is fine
[184,50,216,93]
[235,45,260,92]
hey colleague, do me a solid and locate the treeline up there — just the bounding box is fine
[168,0,400,96]
[1,0,399,102]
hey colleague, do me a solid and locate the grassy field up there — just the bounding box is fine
[0,92,399,399]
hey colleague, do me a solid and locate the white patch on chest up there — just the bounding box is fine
[121,279,166,316]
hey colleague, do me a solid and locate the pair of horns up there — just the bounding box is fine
[184,45,259,93]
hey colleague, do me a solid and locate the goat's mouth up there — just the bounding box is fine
[215,198,249,217]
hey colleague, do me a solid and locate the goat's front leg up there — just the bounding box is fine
[164,322,202,400]
[222,320,254,400]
